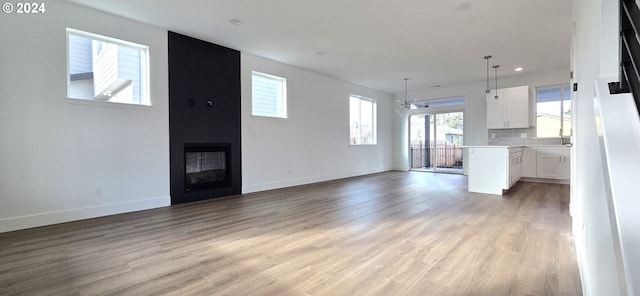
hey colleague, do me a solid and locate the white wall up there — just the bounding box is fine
[0,1,394,231]
[392,69,569,171]
[0,0,170,233]
[572,0,628,295]
[241,53,393,193]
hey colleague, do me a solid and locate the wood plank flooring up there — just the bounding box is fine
[0,171,582,295]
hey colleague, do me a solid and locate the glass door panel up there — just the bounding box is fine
[409,111,463,173]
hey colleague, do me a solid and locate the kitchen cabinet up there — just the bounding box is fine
[508,148,523,187]
[468,146,522,195]
[536,147,570,180]
[521,147,537,178]
[468,146,570,194]
[562,150,571,179]
[486,85,530,129]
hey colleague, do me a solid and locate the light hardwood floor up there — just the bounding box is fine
[0,171,582,295]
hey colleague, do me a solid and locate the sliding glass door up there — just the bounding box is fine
[409,111,464,173]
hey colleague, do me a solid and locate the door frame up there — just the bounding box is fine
[408,109,465,174]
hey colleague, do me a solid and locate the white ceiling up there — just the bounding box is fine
[68,0,572,95]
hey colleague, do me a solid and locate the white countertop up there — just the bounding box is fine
[524,144,572,147]
[462,145,521,148]
[462,145,570,148]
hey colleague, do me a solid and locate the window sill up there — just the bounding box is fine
[251,115,287,120]
[66,97,151,110]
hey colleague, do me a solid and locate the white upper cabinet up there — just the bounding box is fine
[486,85,531,129]
[505,86,530,128]
[486,89,505,129]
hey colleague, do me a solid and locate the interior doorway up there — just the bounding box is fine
[409,111,464,174]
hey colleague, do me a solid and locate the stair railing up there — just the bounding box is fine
[610,0,640,115]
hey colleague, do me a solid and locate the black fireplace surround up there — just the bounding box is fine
[168,31,241,204]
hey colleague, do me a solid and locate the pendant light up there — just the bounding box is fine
[493,65,500,99]
[395,78,414,114]
[484,55,500,99]
[484,55,492,94]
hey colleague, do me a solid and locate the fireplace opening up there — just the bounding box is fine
[184,144,231,192]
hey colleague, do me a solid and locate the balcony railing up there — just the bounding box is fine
[410,147,463,169]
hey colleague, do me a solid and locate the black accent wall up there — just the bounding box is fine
[168,31,241,204]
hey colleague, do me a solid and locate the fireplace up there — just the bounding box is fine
[184,144,231,192]
[169,32,241,204]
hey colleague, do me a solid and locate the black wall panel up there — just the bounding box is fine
[168,31,241,204]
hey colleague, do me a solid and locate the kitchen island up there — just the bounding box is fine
[466,146,523,195]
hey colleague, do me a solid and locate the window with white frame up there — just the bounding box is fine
[349,95,377,145]
[536,85,572,137]
[67,28,150,105]
[252,71,287,118]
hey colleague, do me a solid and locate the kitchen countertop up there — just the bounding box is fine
[462,145,571,148]
[462,145,522,148]
[523,144,572,147]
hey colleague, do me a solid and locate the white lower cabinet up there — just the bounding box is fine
[468,147,522,195]
[468,146,570,195]
[561,150,571,179]
[535,147,570,180]
[508,148,523,187]
[521,147,537,178]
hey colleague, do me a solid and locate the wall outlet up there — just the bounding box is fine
[94,186,103,197]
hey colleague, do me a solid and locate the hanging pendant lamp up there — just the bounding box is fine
[484,55,501,99]
[484,55,492,94]
[493,65,500,99]
[395,78,414,114]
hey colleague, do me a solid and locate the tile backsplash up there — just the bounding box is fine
[488,128,567,145]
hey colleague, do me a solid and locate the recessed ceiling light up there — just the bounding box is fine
[229,18,243,25]
[514,67,523,72]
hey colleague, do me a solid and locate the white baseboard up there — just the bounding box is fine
[520,177,570,185]
[390,166,410,172]
[242,168,390,194]
[0,196,170,233]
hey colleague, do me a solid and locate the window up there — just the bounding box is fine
[350,95,377,145]
[536,85,572,137]
[252,71,287,118]
[67,28,150,105]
